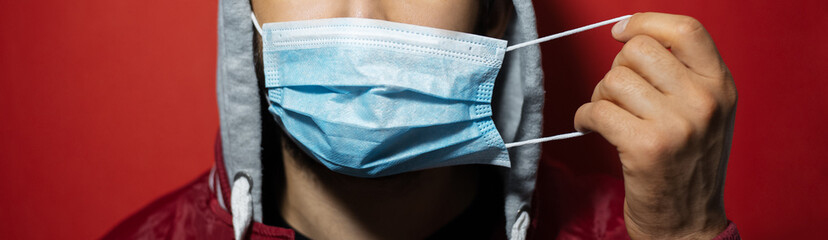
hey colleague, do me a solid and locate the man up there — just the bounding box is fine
[104,0,739,239]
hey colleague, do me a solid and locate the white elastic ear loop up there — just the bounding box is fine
[506,15,632,52]
[505,132,586,148]
[503,15,631,148]
[251,12,264,36]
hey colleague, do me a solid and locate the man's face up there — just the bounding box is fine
[251,0,487,34]
[251,0,512,179]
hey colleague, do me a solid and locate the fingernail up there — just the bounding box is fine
[612,18,629,35]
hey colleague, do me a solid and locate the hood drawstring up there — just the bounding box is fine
[510,211,530,240]
[231,174,253,240]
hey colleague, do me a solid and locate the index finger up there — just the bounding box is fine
[612,12,725,78]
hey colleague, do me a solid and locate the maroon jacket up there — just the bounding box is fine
[102,141,740,240]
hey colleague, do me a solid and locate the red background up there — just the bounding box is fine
[0,0,825,239]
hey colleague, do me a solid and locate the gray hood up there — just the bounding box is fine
[216,0,545,238]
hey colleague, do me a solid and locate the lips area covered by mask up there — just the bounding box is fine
[259,17,510,177]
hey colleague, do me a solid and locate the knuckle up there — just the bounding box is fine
[590,84,601,102]
[611,53,622,67]
[634,131,670,158]
[674,16,704,37]
[665,113,695,144]
[603,68,629,91]
[688,88,719,120]
[713,62,731,80]
[574,104,589,128]
[623,36,660,60]
[603,67,642,97]
[590,100,610,116]
[622,36,646,55]
[672,117,695,139]
[627,35,650,47]
[633,117,695,158]
[619,38,639,59]
[576,102,601,124]
[590,100,616,122]
[673,120,696,150]
[591,83,603,102]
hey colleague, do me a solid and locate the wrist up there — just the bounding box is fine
[624,201,728,239]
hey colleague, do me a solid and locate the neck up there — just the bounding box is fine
[278,138,480,240]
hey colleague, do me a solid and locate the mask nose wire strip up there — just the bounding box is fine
[505,132,586,148]
[251,12,264,36]
[506,15,632,52]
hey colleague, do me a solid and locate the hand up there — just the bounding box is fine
[573,13,737,239]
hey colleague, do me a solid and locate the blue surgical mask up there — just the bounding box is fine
[251,13,629,178]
